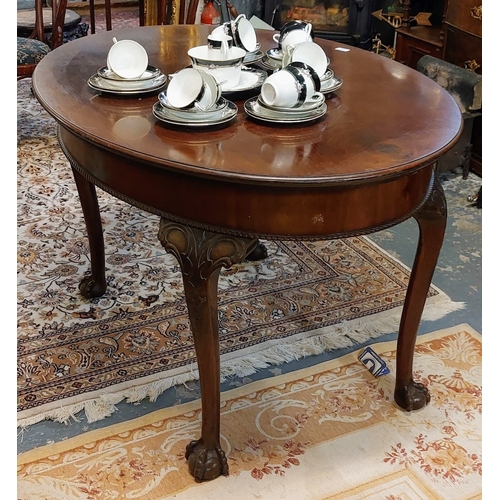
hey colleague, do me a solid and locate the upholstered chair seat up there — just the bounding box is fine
[17,0,68,80]
[17,36,51,69]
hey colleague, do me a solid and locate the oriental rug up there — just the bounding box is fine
[17,78,464,428]
[17,324,482,500]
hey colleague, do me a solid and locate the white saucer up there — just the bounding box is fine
[222,67,267,94]
[158,91,228,117]
[153,99,238,127]
[244,96,327,124]
[320,76,343,94]
[243,49,264,65]
[267,48,283,60]
[259,55,282,71]
[97,65,162,82]
[258,92,325,112]
[321,68,334,82]
[88,73,167,94]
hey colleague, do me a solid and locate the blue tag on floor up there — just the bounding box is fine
[358,347,390,377]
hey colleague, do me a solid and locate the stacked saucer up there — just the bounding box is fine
[88,65,167,95]
[319,68,343,94]
[243,42,264,65]
[260,48,285,71]
[244,92,327,124]
[153,90,237,128]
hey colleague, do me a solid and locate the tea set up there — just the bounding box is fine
[87,18,343,127]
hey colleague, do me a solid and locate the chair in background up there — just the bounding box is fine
[144,0,199,25]
[17,0,68,80]
[416,55,482,208]
[87,0,145,33]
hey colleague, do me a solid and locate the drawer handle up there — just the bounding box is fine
[464,59,481,72]
[470,5,482,20]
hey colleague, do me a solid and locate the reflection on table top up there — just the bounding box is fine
[33,24,462,185]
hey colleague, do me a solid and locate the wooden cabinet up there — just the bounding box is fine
[445,0,482,37]
[444,24,482,72]
[443,0,482,175]
[394,0,482,177]
[395,26,444,69]
[444,1,482,74]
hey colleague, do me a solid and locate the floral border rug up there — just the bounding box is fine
[17,324,482,499]
[17,78,463,428]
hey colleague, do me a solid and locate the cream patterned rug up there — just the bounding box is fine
[17,79,463,428]
[17,324,482,499]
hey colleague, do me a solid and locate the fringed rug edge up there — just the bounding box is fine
[18,322,478,465]
[17,292,464,429]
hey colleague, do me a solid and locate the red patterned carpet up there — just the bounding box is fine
[79,5,142,31]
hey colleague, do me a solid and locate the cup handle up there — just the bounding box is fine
[281,45,293,68]
[273,33,280,44]
[221,40,228,60]
[194,101,207,112]
[112,37,118,44]
[305,24,312,36]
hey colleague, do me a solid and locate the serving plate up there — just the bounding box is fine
[222,67,267,95]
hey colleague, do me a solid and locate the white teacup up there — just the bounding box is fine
[207,32,233,60]
[166,68,216,111]
[198,71,223,107]
[231,14,257,52]
[286,61,321,93]
[107,37,148,79]
[273,22,313,51]
[212,22,233,39]
[260,66,317,108]
[188,45,246,90]
[288,41,328,78]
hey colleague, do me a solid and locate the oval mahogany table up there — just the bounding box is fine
[32,25,462,482]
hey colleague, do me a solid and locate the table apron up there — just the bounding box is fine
[59,126,436,240]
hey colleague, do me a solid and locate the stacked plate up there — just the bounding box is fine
[153,90,238,128]
[244,92,327,124]
[88,65,167,95]
[243,42,264,65]
[260,48,287,71]
[319,68,343,94]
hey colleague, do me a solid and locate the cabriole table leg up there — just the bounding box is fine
[395,172,447,411]
[71,167,107,298]
[158,219,258,481]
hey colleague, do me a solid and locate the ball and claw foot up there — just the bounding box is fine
[394,380,431,411]
[185,439,229,482]
[245,241,268,262]
[79,276,107,298]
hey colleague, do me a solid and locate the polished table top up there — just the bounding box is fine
[33,25,462,238]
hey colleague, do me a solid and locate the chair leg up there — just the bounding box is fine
[105,0,112,30]
[89,0,96,33]
[139,0,145,25]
